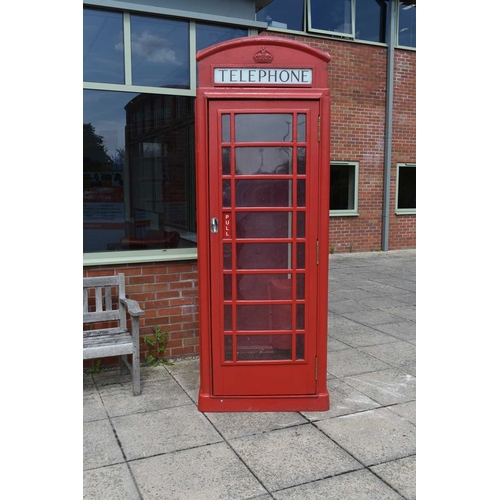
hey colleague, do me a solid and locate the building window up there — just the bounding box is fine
[308,0,354,37]
[396,163,416,214]
[329,162,359,216]
[398,1,416,48]
[83,7,248,262]
[256,0,305,31]
[84,9,125,84]
[355,0,388,43]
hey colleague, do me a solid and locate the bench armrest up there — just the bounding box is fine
[120,298,145,317]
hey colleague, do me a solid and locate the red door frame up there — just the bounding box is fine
[196,37,330,412]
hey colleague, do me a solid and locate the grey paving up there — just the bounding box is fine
[83,249,416,499]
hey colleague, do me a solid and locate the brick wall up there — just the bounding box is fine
[264,32,416,252]
[83,261,199,368]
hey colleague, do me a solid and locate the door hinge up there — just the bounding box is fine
[318,115,321,142]
[315,357,318,380]
[316,240,319,265]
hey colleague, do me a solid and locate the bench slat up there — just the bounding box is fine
[83,276,120,287]
[83,311,120,323]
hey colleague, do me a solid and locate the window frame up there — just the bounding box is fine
[307,0,355,39]
[396,0,416,50]
[329,161,359,217]
[83,6,252,266]
[395,162,416,215]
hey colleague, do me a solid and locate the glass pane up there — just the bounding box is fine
[237,274,291,300]
[196,23,247,51]
[297,179,306,206]
[235,114,293,142]
[222,115,230,142]
[297,212,305,238]
[330,164,355,210]
[355,0,388,43]
[224,306,232,331]
[297,147,306,174]
[256,0,305,31]
[298,114,306,142]
[236,147,292,175]
[397,166,416,209]
[236,212,292,238]
[223,244,232,269]
[398,2,416,48]
[296,334,305,359]
[131,15,189,88]
[223,180,231,207]
[237,243,292,269]
[224,336,233,361]
[84,90,196,253]
[297,243,305,269]
[236,335,292,360]
[237,305,292,330]
[297,274,305,299]
[236,180,292,207]
[84,9,124,84]
[224,274,232,300]
[222,148,231,175]
[310,0,353,35]
[297,304,305,330]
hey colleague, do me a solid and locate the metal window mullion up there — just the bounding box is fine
[123,12,132,85]
[189,21,196,92]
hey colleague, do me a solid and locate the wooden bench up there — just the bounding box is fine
[83,274,144,395]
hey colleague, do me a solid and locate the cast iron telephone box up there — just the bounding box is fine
[195,37,330,411]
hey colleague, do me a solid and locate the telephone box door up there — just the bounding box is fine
[208,99,320,397]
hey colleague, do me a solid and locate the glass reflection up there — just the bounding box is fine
[83,90,196,253]
[84,9,124,84]
[310,0,353,35]
[236,147,291,175]
[236,335,293,360]
[130,15,189,88]
[235,114,293,142]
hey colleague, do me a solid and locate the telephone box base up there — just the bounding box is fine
[198,391,330,412]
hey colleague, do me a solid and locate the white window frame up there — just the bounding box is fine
[395,162,416,215]
[329,161,359,216]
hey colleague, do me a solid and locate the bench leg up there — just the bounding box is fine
[132,348,141,396]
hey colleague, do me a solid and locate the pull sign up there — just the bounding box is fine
[210,218,219,234]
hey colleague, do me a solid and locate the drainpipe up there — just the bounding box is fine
[382,0,397,251]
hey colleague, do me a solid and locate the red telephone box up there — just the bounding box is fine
[195,36,330,412]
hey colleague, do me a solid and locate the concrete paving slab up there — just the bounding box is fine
[316,408,416,467]
[204,411,307,440]
[229,424,362,492]
[112,403,222,460]
[327,348,391,377]
[329,316,400,348]
[387,401,416,425]
[342,368,416,406]
[327,337,352,352]
[329,298,373,314]
[301,377,380,421]
[381,306,416,322]
[342,309,405,327]
[360,342,416,372]
[272,469,404,499]
[370,455,416,500]
[99,375,192,418]
[83,419,124,470]
[372,322,416,344]
[166,358,200,403]
[129,442,267,500]
[83,463,140,500]
[83,385,108,423]
[91,365,171,387]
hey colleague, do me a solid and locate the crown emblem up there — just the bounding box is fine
[253,47,274,64]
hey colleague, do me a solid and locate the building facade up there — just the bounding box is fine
[83,0,416,363]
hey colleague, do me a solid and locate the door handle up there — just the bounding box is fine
[210,217,219,233]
